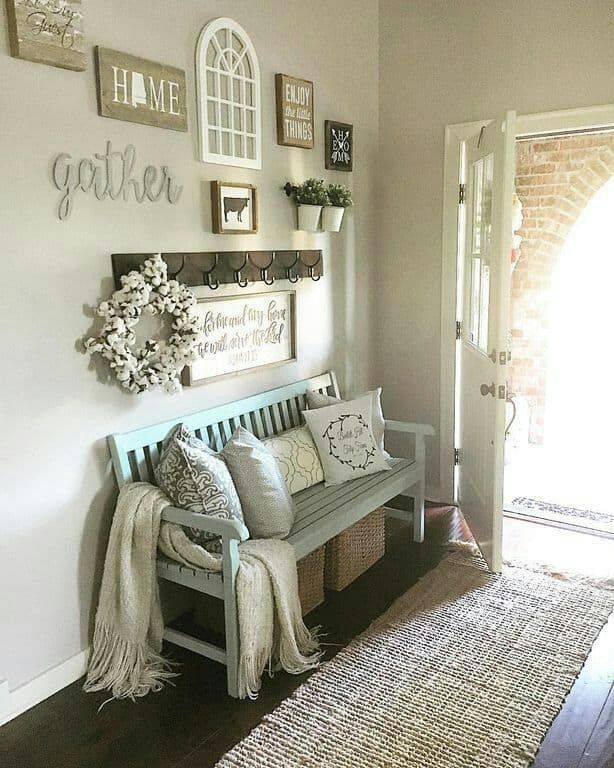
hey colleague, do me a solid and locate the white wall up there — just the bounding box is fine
[0,0,379,698]
[378,0,614,501]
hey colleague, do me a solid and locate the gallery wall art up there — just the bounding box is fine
[275,73,314,149]
[211,181,258,234]
[325,120,353,171]
[95,47,188,132]
[185,291,297,385]
[5,0,86,70]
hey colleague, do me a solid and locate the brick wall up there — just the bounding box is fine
[510,133,614,443]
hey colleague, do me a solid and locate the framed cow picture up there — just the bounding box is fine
[325,120,353,172]
[211,181,258,234]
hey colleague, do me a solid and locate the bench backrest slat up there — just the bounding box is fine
[108,371,339,487]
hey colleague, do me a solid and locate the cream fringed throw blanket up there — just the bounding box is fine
[84,483,321,701]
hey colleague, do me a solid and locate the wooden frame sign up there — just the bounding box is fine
[325,120,353,171]
[275,74,314,149]
[5,0,86,70]
[185,291,297,385]
[95,47,187,131]
[211,181,258,234]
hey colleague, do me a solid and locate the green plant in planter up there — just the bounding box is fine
[294,178,330,206]
[327,183,353,208]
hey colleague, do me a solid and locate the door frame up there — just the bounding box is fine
[439,102,614,503]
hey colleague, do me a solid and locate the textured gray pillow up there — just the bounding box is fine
[154,423,244,549]
[222,427,295,539]
[306,387,389,458]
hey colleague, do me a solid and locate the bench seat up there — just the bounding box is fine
[108,371,433,696]
[156,458,416,594]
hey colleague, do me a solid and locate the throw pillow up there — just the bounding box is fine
[306,387,389,458]
[222,427,295,539]
[262,425,324,493]
[302,394,390,486]
[154,423,244,550]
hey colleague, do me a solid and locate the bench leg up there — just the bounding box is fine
[411,478,425,543]
[222,539,241,698]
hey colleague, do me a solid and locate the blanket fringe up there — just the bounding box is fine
[83,621,178,701]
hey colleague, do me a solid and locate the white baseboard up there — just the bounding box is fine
[1,648,90,727]
[0,679,8,719]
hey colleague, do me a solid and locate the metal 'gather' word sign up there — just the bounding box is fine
[51,141,183,220]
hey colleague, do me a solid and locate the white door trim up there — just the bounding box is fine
[439,102,614,504]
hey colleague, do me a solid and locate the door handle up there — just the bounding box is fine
[480,382,496,397]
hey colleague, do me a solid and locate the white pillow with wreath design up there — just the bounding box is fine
[302,394,390,487]
[262,426,324,494]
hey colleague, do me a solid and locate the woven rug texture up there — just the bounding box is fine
[509,496,614,535]
[216,550,614,768]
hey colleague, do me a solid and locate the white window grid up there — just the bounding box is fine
[197,19,262,169]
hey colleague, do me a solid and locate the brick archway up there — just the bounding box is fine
[509,134,614,444]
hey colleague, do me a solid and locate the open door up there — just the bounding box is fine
[457,111,516,572]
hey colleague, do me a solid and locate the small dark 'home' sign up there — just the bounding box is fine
[95,47,188,132]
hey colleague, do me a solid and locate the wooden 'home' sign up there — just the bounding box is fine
[5,0,86,70]
[275,74,314,149]
[95,47,188,132]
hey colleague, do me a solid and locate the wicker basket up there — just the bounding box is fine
[325,508,386,591]
[297,545,326,615]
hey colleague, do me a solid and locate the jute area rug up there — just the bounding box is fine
[216,547,614,768]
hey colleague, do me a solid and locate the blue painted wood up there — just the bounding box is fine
[106,370,434,697]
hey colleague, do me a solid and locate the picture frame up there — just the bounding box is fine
[211,181,258,234]
[325,120,353,172]
[275,74,314,149]
[183,290,297,385]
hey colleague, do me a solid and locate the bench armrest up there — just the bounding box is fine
[385,420,434,466]
[161,505,250,542]
[385,420,435,437]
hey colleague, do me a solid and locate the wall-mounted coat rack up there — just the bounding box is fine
[111,250,323,290]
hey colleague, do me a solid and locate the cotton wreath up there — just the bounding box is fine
[84,254,200,394]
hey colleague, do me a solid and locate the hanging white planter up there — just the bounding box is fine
[297,204,322,232]
[322,206,345,232]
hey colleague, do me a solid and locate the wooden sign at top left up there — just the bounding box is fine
[6,0,86,70]
[95,47,188,132]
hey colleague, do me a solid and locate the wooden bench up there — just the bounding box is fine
[108,371,434,697]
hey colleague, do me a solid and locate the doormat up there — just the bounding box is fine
[215,547,614,768]
[508,496,614,536]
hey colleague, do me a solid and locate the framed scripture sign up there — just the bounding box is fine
[95,47,188,131]
[184,291,297,385]
[5,0,86,70]
[325,120,353,171]
[275,74,314,149]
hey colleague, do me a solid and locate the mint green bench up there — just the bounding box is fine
[107,371,434,697]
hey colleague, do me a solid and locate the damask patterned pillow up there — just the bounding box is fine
[306,387,390,459]
[302,394,390,486]
[262,425,324,493]
[154,423,244,550]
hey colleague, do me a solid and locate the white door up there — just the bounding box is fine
[457,111,516,572]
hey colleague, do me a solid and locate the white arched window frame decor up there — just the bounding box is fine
[196,17,262,169]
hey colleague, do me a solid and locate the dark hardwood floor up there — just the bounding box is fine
[1,506,613,768]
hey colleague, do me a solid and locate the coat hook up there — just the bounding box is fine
[308,251,322,281]
[204,253,219,290]
[260,251,275,286]
[167,254,185,280]
[287,250,300,283]
[235,253,249,288]
[283,182,298,198]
